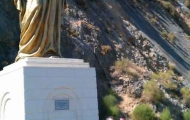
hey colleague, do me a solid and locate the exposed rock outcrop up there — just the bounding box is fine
[0,0,189,119]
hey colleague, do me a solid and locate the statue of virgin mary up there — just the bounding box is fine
[14,0,67,61]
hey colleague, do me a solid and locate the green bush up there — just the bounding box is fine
[103,94,119,117]
[162,1,172,9]
[160,108,172,120]
[180,87,190,107]
[132,104,155,120]
[161,30,168,38]
[103,95,117,107]
[108,106,119,117]
[141,80,164,104]
[183,109,190,120]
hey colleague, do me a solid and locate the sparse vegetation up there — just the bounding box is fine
[183,109,190,120]
[151,17,157,25]
[141,80,165,104]
[132,104,155,120]
[162,1,176,16]
[161,31,176,42]
[185,11,190,19]
[169,62,176,71]
[69,29,80,37]
[186,35,190,40]
[180,87,190,107]
[160,108,172,120]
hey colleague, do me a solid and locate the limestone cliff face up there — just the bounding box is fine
[0,0,19,68]
[1,0,190,119]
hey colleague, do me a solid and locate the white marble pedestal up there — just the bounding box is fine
[0,58,99,120]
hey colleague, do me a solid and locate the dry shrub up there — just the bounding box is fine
[111,59,144,79]
[168,62,176,71]
[101,45,111,55]
[151,70,177,90]
[151,17,157,25]
[167,33,176,42]
[186,35,190,40]
[185,0,190,8]
[161,30,168,38]
[161,1,176,16]
[141,80,165,104]
[180,87,190,107]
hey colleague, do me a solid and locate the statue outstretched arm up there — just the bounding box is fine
[14,0,26,21]
[14,0,21,11]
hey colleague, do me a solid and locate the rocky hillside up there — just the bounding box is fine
[0,0,190,119]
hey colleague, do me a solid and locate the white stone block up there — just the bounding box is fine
[74,68,96,77]
[47,68,74,77]
[24,67,48,77]
[83,109,99,117]
[0,58,99,120]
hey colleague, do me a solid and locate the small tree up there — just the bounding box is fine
[103,95,117,107]
[132,104,155,120]
[103,94,119,117]
[183,109,190,120]
[160,108,172,120]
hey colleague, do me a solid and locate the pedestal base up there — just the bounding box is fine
[0,58,99,120]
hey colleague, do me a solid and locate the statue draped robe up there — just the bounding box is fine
[14,0,66,61]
